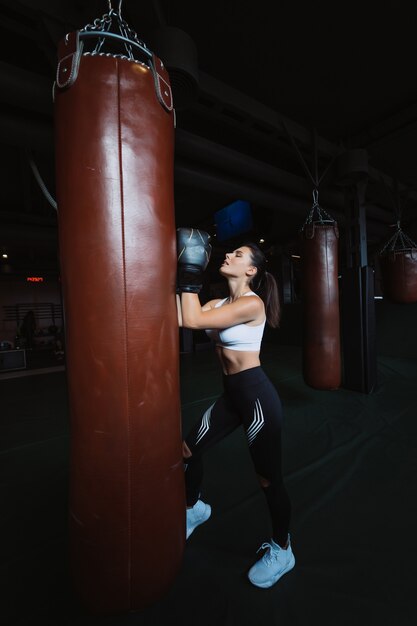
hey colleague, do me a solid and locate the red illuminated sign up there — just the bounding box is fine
[26,277,44,282]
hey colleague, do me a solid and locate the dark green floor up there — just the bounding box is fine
[1,343,417,625]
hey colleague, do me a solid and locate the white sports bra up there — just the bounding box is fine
[205,292,266,352]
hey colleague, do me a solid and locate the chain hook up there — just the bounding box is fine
[312,188,319,207]
[107,1,123,14]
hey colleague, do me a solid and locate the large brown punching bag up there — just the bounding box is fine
[54,31,185,613]
[300,217,341,390]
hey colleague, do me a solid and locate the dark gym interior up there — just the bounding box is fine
[1,1,417,625]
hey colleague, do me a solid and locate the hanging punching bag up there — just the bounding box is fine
[379,227,417,303]
[300,195,341,390]
[53,18,185,614]
[380,250,417,303]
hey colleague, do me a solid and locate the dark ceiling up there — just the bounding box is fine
[0,0,416,275]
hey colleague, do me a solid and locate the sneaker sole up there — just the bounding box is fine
[248,554,295,588]
[186,505,212,539]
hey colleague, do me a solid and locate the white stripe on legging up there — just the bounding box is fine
[195,402,215,445]
[246,398,265,446]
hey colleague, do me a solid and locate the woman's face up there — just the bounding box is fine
[219,246,256,278]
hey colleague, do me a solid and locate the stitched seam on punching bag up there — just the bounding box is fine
[117,58,132,605]
[325,230,330,314]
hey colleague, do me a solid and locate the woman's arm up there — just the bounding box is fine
[177,294,223,328]
[181,292,262,330]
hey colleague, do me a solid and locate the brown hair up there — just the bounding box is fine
[242,242,281,328]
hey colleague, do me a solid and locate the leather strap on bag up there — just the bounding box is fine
[56,31,84,90]
[150,53,173,112]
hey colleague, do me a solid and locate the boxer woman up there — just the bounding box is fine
[176,228,295,589]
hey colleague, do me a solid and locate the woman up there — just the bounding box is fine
[177,240,295,589]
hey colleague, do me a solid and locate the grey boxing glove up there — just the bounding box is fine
[176,227,212,293]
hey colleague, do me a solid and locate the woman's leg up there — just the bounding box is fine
[228,370,291,548]
[183,394,240,507]
[248,386,291,547]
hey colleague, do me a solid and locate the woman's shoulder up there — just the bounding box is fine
[202,298,226,311]
[241,293,265,318]
[242,292,264,306]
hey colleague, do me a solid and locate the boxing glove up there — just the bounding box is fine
[176,227,212,293]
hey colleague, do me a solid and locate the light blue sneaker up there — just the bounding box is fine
[186,500,211,539]
[248,536,295,588]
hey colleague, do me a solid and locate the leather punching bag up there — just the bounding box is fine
[380,250,417,303]
[300,221,341,390]
[54,31,185,613]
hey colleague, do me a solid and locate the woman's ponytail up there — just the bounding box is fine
[242,243,281,328]
[262,271,281,328]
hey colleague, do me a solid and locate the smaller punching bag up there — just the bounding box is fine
[300,190,341,390]
[379,223,417,304]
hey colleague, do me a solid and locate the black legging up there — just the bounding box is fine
[184,366,291,547]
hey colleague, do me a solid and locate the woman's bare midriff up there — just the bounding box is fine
[216,346,261,375]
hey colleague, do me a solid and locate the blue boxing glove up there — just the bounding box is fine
[176,227,212,293]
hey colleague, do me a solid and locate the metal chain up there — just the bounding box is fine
[380,223,417,254]
[107,1,124,14]
[80,2,150,57]
[301,189,336,230]
[116,10,134,59]
[115,14,149,51]
[80,12,113,33]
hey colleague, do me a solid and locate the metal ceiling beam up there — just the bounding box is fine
[174,158,389,241]
[350,101,417,149]
[174,158,324,216]
[175,130,392,226]
[0,105,393,237]
[1,0,81,26]
[198,71,340,157]
[1,0,416,209]
[198,70,417,203]
[0,12,38,40]
[0,61,52,116]
[0,54,415,208]
[0,110,53,152]
[175,129,348,211]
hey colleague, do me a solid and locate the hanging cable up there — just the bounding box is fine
[27,153,57,211]
[379,177,417,254]
[282,123,338,232]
